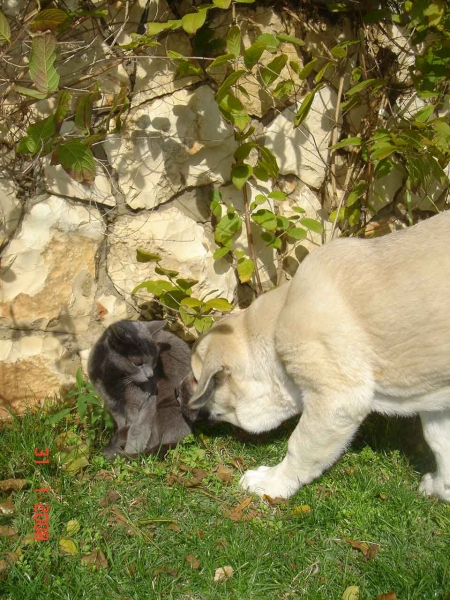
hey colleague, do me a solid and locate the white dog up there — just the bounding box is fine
[180,212,450,501]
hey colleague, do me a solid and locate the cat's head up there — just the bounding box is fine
[106,320,166,385]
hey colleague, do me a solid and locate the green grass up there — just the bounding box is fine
[0,408,449,600]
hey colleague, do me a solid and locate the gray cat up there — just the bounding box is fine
[88,320,198,460]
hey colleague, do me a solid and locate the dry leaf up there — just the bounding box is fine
[178,463,191,472]
[20,534,35,546]
[377,593,397,600]
[186,554,200,569]
[167,523,180,533]
[184,477,203,487]
[0,526,18,537]
[346,539,378,561]
[215,537,229,550]
[192,468,207,481]
[99,490,121,506]
[0,479,28,493]
[153,566,178,577]
[0,502,16,516]
[66,519,81,536]
[94,469,114,481]
[215,464,234,483]
[263,494,288,505]
[291,505,311,516]
[167,474,183,485]
[229,456,247,469]
[81,549,108,569]
[108,506,129,527]
[0,560,10,574]
[377,493,388,500]
[228,497,253,521]
[214,566,234,582]
[342,585,359,599]
[59,537,78,555]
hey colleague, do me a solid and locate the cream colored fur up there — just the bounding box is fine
[185,212,450,501]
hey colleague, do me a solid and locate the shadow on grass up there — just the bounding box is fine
[194,412,435,475]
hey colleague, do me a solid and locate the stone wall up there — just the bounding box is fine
[0,1,448,416]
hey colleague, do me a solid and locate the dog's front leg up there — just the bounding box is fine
[240,388,372,498]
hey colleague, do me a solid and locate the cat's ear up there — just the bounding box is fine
[146,320,167,336]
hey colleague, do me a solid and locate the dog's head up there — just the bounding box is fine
[179,317,296,433]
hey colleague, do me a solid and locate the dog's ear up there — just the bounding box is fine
[145,320,167,335]
[188,365,224,410]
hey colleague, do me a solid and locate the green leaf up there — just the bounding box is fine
[299,218,323,233]
[18,116,55,156]
[160,289,188,310]
[276,33,304,46]
[257,33,279,52]
[215,213,242,245]
[227,25,241,58]
[55,90,72,128]
[331,137,362,149]
[204,298,233,311]
[268,190,286,201]
[215,70,246,104]
[258,146,279,179]
[272,80,293,99]
[290,58,317,80]
[260,54,288,86]
[329,207,346,222]
[77,397,88,419]
[29,32,60,95]
[45,407,72,425]
[237,257,254,283]
[194,316,214,333]
[346,181,369,207]
[176,278,199,291]
[287,227,307,240]
[14,85,47,99]
[370,142,396,160]
[235,0,256,3]
[0,10,11,44]
[234,142,256,161]
[231,163,253,190]
[252,209,277,231]
[136,249,162,263]
[131,280,175,296]
[314,61,335,84]
[347,207,361,227]
[252,194,267,207]
[30,8,67,32]
[213,246,230,260]
[207,53,234,70]
[213,0,231,7]
[276,215,290,230]
[414,105,434,122]
[53,140,95,185]
[59,538,78,555]
[294,89,317,127]
[292,206,306,213]
[147,20,181,36]
[244,41,266,69]
[253,165,269,181]
[181,9,208,35]
[155,266,179,278]
[346,78,384,97]
[75,95,93,133]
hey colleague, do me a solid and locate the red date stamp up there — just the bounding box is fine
[33,448,50,541]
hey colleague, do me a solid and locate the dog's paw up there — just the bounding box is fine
[419,472,450,503]
[239,465,299,499]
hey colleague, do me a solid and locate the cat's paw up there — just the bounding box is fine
[239,465,299,499]
[419,472,450,503]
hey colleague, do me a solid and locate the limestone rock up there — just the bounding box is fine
[107,206,237,307]
[0,332,79,418]
[0,179,21,247]
[265,86,341,189]
[104,86,237,210]
[0,195,104,333]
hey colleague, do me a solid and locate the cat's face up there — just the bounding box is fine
[107,321,163,386]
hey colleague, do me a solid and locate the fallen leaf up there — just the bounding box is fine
[229,456,247,469]
[346,539,378,561]
[263,494,288,505]
[63,456,90,475]
[290,505,311,516]
[167,474,183,485]
[94,470,114,481]
[0,479,28,493]
[214,566,234,582]
[377,493,388,500]
[186,554,200,569]
[0,502,16,516]
[0,526,18,537]
[194,528,204,539]
[66,519,81,536]
[228,497,253,521]
[184,477,204,487]
[3,552,19,567]
[192,468,207,481]
[167,523,180,533]
[108,506,129,527]
[99,490,121,506]
[178,463,191,472]
[19,534,35,546]
[215,537,228,550]
[0,560,10,574]
[377,593,397,600]
[215,464,234,483]
[305,539,316,546]
[342,585,360,600]
[59,537,78,555]
[81,549,108,569]
[153,566,178,576]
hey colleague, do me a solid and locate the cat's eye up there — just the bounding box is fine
[130,357,144,367]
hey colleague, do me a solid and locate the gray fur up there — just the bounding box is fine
[88,320,197,459]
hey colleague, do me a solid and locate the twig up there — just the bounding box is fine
[242,182,263,296]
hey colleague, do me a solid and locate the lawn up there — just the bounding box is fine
[0,405,449,600]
